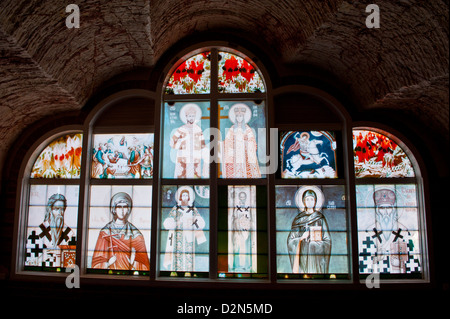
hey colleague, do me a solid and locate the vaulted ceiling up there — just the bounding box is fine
[0,0,448,177]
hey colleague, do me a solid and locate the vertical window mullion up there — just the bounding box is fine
[209,48,219,278]
[150,93,163,280]
[77,128,90,275]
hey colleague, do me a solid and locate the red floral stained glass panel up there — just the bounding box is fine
[218,52,265,93]
[353,130,415,178]
[165,52,211,94]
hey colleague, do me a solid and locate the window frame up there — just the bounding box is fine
[12,126,84,277]
[157,46,271,280]
[352,123,431,283]
[10,43,431,289]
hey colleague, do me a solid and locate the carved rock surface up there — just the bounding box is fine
[0,0,448,177]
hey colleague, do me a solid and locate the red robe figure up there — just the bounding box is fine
[92,192,149,271]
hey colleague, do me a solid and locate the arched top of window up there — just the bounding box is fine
[30,133,83,179]
[217,51,265,93]
[353,129,415,178]
[164,49,266,95]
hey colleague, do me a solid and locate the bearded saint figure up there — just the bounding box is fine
[25,194,76,268]
[229,190,256,272]
[170,104,208,178]
[359,188,419,274]
[163,187,206,271]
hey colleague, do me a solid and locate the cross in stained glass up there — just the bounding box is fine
[201,106,210,121]
[217,104,229,130]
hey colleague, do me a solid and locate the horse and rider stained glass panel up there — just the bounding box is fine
[280,131,338,179]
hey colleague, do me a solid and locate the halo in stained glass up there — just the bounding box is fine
[165,52,211,94]
[31,133,83,179]
[218,52,265,93]
[353,130,415,178]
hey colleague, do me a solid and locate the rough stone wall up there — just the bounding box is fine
[0,0,448,182]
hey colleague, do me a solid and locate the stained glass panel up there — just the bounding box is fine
[356,184,421,276]
[218,52,265,93]
[31,133,83,179]
[165,52,211,94]
[160,185,210,276]
[280,131,338,179]
[91,134,154,179]
[353,130,415,178]
[276,185,349,278]
[222,186,257,274]
[218,101,266,178]
[162,102,210,179]
[86,185,152,275]
[24,185,79,271]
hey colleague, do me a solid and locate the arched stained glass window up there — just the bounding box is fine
[23,132,83,272]
[354,128,425,279]
[85,97,154,276]
[12,43,430,288]
[161,47,268,278]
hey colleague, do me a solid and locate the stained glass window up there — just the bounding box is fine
[218,101,266,178]
[24,184,79,271]
[218,52,265,93]
[159,185,210,277]
[160,48,267,280]
[15,44,432,288]
[353,130,414,178]
[31,133,83,179]
[217,185,268,278]
[276,185,349,279]
[165,52,211,94]
[162,102,210,179]
[280,131,338,179]
[91,134,154,179]
[356,184,421,276]
[86,185,152,275]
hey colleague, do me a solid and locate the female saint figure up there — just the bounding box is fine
[223,103,260,178]
[287,186,331,274]
[92,192,149,271]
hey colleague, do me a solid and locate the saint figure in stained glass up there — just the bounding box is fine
[228,186,257,273]
[358,187,421,274]
[163,186,207,271]
[91,192,150,271]
[222,103,260,178]
[25,194,77,268]
[170,104,208,178]
[287,186,331,273]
